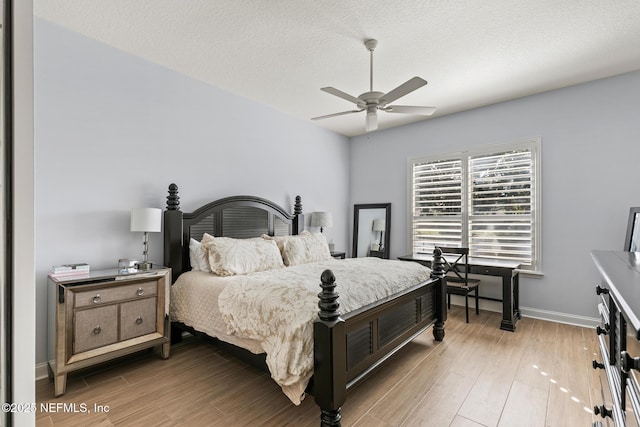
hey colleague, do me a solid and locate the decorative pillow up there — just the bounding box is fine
[201,233,284,276]
[189,238,211,272]
[281,232,332,266]
[262,231,310,265]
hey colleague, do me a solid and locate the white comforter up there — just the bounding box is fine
[170,257,432,404]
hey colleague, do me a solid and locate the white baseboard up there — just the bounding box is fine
[448,295,599,329]
[36,361,49,381]
[519,306,599,329]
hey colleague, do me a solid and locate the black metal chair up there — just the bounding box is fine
[438,247,481,323]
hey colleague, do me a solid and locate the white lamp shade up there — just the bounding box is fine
[372,219,386,231]
[311,212,333,228]
[130,208,162,232]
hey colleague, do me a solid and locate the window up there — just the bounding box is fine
[409,138,541,272]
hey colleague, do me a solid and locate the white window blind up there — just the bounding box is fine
[410,139,541,272]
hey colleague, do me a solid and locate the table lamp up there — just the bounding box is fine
[130,207,162,270]
[373,219,385,251]
[311,211,333,233]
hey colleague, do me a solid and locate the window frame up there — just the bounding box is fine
[407,138,542,273]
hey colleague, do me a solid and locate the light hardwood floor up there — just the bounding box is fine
[36,306,607,426]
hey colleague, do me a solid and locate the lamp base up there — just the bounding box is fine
[137,261,153,271]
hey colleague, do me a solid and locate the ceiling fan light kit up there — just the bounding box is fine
[312,39,436,132]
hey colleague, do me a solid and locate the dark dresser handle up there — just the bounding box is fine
[135,316,143,325]
[622,351,640,372]
[136,288,144,296]
[93,325,101,335]
[594,404,612,419]
[592,359,605,370]
[595,285,609,295]
[596,325,608,336]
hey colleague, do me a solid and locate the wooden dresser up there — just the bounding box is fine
[47,267,171,396]
[592,250,640,426]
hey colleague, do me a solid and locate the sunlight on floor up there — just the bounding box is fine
[531,363,594,415]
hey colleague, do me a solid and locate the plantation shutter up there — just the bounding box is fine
[412,158,463,253]
[468,149,533,265]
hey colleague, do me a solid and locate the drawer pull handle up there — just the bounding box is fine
[594,404,612,419]
[622,351,640,372]
[93,325,101,335]
[596,325,608,336]
[136,288,144,296]
[592,359,605,370]
[135,316,143,325]
[93,294,101,304]
[595,285,609,295]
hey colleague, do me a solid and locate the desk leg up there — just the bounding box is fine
[500,270,518,332]
[513,271,521,320]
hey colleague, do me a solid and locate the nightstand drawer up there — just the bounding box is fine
[74,305,118,353]
[120,298,157,340]
[75,280,157,308]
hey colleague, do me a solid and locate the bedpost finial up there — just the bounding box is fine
[294,195,302,215]
[431,247,446,279]
[318,269,340,321]
[167,183,180,211]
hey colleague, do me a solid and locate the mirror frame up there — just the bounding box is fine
[625,207,640,251]
[352,203,391,259]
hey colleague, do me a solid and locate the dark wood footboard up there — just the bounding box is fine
[312,248,446,426]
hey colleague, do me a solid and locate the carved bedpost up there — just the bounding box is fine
[314,269,346,427]
[164,183,184,283]
[431,247,447,341]
[293,195,304,235]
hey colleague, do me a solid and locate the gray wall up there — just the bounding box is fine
[350,70,640,321]
[34,19,350,365]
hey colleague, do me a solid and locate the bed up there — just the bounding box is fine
[162,183,447,426]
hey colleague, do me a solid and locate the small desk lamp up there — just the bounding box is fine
[311,211,333,233]
[130,207,162,270]
[373,219,386,251]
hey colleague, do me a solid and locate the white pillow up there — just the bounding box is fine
[281,232,332,266]
[201,233,284,276]
[189,238,211,272]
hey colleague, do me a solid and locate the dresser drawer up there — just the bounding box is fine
[74,305,118,353]
[74,281,157,308]
[120,298,157,340]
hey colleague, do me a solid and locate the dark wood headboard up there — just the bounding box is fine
[163,183,304,282]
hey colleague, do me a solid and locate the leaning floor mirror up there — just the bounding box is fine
[353,203,391,259]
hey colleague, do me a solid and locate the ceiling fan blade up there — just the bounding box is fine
[311,109,363,121]
[365,111,378,132]
[383,105,437,115]
[379,77,428,106]
[321,87,365,106]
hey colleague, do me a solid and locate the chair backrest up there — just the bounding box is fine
[436,247,470,282]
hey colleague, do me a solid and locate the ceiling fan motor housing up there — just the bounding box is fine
[359,91,384,106]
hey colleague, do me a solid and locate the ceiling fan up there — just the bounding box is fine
[312,39,436,132]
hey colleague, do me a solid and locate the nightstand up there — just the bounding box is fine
[330,251,346,259]
[47,267,171,396]
[369,250,385,258]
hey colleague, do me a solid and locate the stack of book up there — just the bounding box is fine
[50,263,90,278]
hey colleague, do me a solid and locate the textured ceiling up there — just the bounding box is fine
[35,1,640,137]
